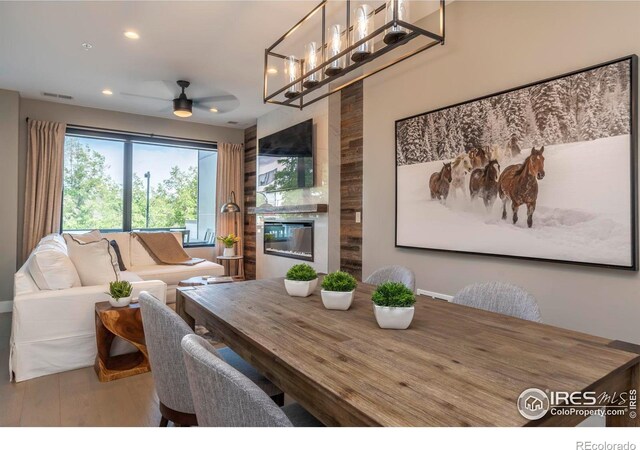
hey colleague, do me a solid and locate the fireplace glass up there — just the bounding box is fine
[264,220,314,261]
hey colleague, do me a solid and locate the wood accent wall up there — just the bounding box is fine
[340,81,364,280]
[243,125,257,280]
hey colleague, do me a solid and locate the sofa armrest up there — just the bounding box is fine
[11,280,167,344]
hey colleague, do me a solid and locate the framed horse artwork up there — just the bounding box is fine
[395,55,638,270]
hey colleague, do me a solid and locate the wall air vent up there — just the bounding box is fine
[42,92,74,100]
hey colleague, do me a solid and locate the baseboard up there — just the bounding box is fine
[0,301,13,313]
[417,289,453,302]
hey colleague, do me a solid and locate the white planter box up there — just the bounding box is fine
[109,296,132,308]
[321,290,355,310]
[284,278,318,297]
[373,304,415,329]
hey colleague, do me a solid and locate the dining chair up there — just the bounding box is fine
[364,265,415,292]
[452,281,542,322]
[138,292,284,427]
[181,334,323,427]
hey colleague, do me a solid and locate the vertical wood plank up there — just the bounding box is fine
[243,125,257,280]
[340,81,364,279]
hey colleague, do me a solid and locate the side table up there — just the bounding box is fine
[94,301,150,382]
[216,255,245,281]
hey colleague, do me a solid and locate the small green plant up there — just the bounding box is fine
[321,271,357,292]
[371,282,415,307]
[286,263,317,281]
[108,280,133,300]
[217,233,241,248]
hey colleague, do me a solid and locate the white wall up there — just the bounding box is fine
[0,90,19,305]
[363,1,640,343]
[255,97,341,278]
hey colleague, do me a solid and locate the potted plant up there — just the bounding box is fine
[284,263,318,297]
[371,282,416,329]
[107,280,133,308]
[320,271,357,310]
[217,233,241,257]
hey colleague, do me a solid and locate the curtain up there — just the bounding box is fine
[215,142,244,257]
[22,120,66,261]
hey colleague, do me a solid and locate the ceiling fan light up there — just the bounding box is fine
[173,96,193,118]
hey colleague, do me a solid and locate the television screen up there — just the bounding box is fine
[257,119,313,193]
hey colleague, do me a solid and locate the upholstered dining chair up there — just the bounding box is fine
[181,334,322,427]
[452,281,542,322]
[138,292,284,427]
[364,265,416,292]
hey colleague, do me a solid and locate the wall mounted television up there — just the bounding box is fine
[257,119,314,193]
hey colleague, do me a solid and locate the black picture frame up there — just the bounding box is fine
[395,54,638,271]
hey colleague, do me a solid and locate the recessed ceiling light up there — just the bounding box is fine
[209,107,218,113]
[267,67,278,75]
[82,42,93,51]
[124,31,140,40]
[102,89,113,96]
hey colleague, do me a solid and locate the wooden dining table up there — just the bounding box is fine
[176,278,639,427]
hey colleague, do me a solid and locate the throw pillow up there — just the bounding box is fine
[109,240,127,271]
[63,235,120,286]
[27,244,82,290]
[67,229,102,243]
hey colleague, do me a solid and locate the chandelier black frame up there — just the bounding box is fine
[263,0,445,109]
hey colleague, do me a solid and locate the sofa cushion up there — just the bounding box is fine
[129,261,224,286]
[119,271,143,283]
[102,232,131,269]
[130,233,159,266]
[64,235,120,286]
[27,244,81,290]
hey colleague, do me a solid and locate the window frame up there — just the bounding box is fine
[63,126,218,248]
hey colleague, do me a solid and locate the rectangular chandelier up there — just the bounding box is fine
[264,0,445,109]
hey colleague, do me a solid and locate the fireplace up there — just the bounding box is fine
[264,220,314,262]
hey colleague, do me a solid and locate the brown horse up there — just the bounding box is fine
[468,148,489,169]
[498,147,546,228]
[429,162,452,201]
[469,159,501,208]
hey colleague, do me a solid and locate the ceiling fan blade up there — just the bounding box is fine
[121,92,171,102]
[193,94,237,103]
[193,104,222,113]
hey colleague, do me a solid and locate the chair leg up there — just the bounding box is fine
[272,393,285,407]
[159,416,169,427]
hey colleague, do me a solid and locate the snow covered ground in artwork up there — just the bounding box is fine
[397,135,633,266]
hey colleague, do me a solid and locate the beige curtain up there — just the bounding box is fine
[22,120,66,261]
[215,142,245,257]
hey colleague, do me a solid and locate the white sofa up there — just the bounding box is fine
[10,231,224,382]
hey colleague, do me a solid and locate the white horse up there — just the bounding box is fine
[449,153,473,199]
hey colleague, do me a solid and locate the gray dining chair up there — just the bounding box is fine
[364,265,415,292]
[452,281,542,322]
[138,292,283,427]
[181,334,322,427]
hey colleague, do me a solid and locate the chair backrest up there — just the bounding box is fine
[364,265,415,292]
[452,281,542,322]
[138,291,195,414]
[181,334,292,427]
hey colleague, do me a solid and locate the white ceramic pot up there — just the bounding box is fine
[321,290,355,310]
[373,304,415,329]
[223,247,235,257]
[284,278,318,297]
[109,296,132,308]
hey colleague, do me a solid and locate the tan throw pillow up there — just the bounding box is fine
[63,235,120,286]
[67,229,102,243]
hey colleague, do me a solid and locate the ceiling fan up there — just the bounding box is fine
[121,80,238,118]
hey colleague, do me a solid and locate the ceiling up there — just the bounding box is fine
[0,1,317,129]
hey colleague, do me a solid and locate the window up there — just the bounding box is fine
[62,128,217,246]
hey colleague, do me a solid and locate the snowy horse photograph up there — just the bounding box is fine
[396,55,637,269]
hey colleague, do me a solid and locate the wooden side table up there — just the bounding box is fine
[94,301,150,382]
[216,255,245,281]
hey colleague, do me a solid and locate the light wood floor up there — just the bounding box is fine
[0,312,162,427]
